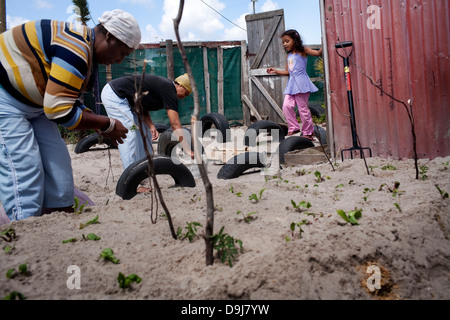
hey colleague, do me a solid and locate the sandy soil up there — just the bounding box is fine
[1,130,449,301]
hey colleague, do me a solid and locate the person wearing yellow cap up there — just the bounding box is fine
[101,73,194,191]
[0,9,141,221]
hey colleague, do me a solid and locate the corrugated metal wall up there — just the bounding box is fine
[324,0,449,159]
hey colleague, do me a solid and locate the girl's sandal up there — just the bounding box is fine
[287,129,300,136]
[301,134,315,141]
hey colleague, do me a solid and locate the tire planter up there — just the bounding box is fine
[308,104,326,118]
[157,128,192,157]
[74,133,117,154]
[314,125,327,145]
[277,136,315,164]
[217,152,268,180]
[200,113,231,142]
[155,123,170,134]
[116,156,196,200]
[244,120,285,147]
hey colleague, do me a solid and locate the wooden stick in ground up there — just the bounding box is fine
[134,61,177,239]
[174,0,215,266]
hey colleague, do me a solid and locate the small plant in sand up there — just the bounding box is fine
[118,272,142,289]
[248,188,265,202]
[63,233,100,244]
[189,194,202,204]
[236,211,257,223]
[441,161,449,171]
[435,185,449,200]
[419,165,429,181]
[381,164,396,171]
[177,221,203,242]
[100,248,120,264]
[210,226,243,267]
[6,263,29,279]
[79,215,99,229]
[337,208,362,225]
[0,228,16,242]
[363,187,375,202]
[73,197,88,214]
[314,170,325,183]
[3,291,26,300]
[285,220,310,242]
[229,186,242,197]
[291,200,312,212]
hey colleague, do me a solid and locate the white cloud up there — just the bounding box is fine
[7,15,30,29]
[261,0,279,12]
[158,0,226,41]
[33,0,54,10]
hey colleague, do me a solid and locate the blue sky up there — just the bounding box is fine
[5,0,322,44]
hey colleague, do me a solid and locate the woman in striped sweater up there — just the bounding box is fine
[0,9,141,221]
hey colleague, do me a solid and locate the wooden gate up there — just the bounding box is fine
[243,9,287,125]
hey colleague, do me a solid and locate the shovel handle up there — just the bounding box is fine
[335,41,353,49]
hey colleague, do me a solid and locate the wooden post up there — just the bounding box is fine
[203,47,211,114]
[217,46,224,115]
[241,40,250,126]
[0,0,6,33]
[166,39,174,81]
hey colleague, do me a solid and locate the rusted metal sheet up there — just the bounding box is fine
[324,0,449,159]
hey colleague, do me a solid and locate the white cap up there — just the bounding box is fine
[98,9,141,49]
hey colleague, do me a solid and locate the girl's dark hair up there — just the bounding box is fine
[282,29,305,54]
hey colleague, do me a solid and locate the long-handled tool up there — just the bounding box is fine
[335,41,372,160]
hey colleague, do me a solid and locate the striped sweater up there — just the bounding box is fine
[0,20,94,129]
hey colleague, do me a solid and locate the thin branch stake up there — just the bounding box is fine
[134,62,177,239]
[174,0,215,266]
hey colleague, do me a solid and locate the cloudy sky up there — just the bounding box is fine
[5,0,322,44]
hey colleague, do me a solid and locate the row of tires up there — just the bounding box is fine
[74,113,327,200]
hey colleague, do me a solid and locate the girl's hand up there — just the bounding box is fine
[267,67,276,74]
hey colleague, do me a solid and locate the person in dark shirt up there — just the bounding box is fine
[101,73,194,181]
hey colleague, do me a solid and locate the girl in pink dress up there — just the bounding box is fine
[267,29,322,140]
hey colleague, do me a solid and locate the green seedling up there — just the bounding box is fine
[189,194,201,204]
[291,200,312,212]
[419,165,429,181]
[3,245,13,254]
[73,197,88,214]
[6,263,29,279]
[295,169,308,176]
[118,272,142,289]
[285,220,310,241]
[83,233,101,241]
[100,248,120,264]
[0,228,16,242]
[177,222,203,242]
[214,204,223,212]
[62,238,77,244]
[229,186,242,197]
[369,165,379,173]
[381,164,396,171]
[394,203,402,213]
[237,211,257,223]
[314,171,325,183]
[435,185,449,199]
[337,208,362,225]
[363,187,375,201]
[3,291,26,300]
[79,215,99,229]
[248,188,265,202]
[442,162,449,170]
[210,226,243,267]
